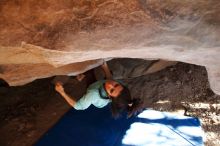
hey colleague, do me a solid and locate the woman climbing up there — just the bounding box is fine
[55,61,143,118]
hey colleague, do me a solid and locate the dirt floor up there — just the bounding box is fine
[0,62,219,146]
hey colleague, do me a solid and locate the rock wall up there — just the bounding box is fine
[0,0,220,94]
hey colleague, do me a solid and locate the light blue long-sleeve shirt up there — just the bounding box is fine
[73,80,111,110]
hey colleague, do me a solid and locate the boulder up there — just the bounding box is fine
[0,0,220,94]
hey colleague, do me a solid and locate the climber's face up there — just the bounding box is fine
[105,80,123,98]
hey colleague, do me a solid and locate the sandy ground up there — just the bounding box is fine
[0,62,219,146]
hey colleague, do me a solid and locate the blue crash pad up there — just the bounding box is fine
[35,105,204,146]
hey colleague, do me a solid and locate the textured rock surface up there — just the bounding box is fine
[0,0,220,94]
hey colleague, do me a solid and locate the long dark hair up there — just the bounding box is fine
[109,85,143,118]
